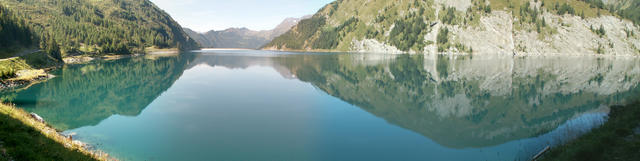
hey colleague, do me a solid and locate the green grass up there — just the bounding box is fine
[544,0,611,18]
[541,101,640,161]
[489,0,611,18]
[0,104,101,161]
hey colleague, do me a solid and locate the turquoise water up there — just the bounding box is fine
[3,50,640,161]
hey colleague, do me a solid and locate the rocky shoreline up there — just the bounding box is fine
[0,74,50,90]
[0,53,161,160]
[1,54,152,90]
[63,54,144,64]
[0,103,115,161]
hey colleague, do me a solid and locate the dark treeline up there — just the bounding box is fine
[579,0,640,25]
[614,1,640,25]
[312,17,359,49]
[0,5,35,50]
[0,5,36,56]
[0,4,61,60]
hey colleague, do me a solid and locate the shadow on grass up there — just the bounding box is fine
[0,104,97,161]
[541,101,640,161]
[19,51,61,69]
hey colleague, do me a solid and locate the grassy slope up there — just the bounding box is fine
[265,0,428,51]
[0,103,100,161]
[541,102,640,161]
[489,0,612,18]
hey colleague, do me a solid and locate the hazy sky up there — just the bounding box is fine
[150,0,334,32]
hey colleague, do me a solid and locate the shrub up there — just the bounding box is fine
[625,28,634,38]
[557,3,576,15]
[441,7,457,25]
[437,27,449,52]
[484,4,492,13]
[437,27,449,45]
[598,25,606,36]
[591,24,606,37]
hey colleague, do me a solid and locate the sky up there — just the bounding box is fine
[150,0,334,32]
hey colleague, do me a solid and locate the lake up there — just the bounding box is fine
[2,50,640,161]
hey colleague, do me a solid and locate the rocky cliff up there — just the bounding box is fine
[264,0,640,55]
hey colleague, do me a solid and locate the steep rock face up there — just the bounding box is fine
[184,16,310,49]
[264,0,640,55]
[445,11,515,54]
[508,13,638,55]
[0,0,199,54]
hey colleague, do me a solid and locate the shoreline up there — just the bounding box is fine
[0,54,61,91]
[0,75,49,90]
[200,48,256,50]
[259,48,640,57]
[1,52,170,90]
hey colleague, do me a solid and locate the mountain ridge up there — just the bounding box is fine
[184,15,310,49]
[0,0,199,56]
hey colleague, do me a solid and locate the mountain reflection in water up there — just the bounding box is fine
[2,51,639,161]
[275,53,640,148]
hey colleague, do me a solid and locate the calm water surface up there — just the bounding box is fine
[2,50,640,161]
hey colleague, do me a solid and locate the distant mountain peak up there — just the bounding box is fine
[226,27,250,31]
[184,15,310,49]
[272,15,312,35]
